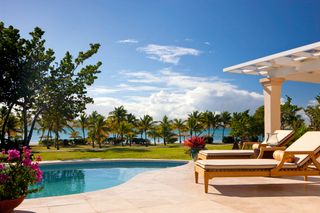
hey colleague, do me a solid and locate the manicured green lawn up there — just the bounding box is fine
[31,144,233,161]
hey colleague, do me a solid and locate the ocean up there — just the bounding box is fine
[30,128,231,145]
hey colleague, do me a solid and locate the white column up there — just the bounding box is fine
[260,77,284,135]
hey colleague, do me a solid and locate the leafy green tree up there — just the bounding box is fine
[42,43,101,149]
[0,22,55,147]
[281,96,304,130]
[253,106,264,138]
[0,22,101,148]
[305,95,320,130]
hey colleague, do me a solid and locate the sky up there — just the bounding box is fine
[1,0,320,120]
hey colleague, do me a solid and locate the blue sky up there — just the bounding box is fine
[1,0,320,119]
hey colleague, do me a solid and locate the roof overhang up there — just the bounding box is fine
[223,41,320,83]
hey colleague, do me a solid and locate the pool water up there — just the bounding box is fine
[27,161,186,198]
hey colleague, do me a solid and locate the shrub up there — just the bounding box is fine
[222,136,234,144]
[204,136,213,144]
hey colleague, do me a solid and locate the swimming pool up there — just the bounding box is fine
[27,160,187,198]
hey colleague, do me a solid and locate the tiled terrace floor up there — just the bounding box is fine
[16,162,320,213]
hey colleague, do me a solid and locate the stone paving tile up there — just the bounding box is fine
[49,203,96,213]
[87,197,137,212]
[16,161,320,213]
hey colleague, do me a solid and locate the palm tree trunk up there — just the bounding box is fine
[178,130,181,143]
[144,130,148,147]
[55,131,60,150]
[222,127,225,139]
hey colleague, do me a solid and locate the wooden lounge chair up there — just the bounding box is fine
[197,130,294,160]
[194,131,320,193]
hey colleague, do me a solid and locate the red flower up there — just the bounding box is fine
[184,136,206,149]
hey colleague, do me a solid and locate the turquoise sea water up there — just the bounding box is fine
[30,128,231,144]
[27,161,186,198]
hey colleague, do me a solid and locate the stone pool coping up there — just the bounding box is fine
[39,158,189,165]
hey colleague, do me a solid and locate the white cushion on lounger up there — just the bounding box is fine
[199,150,254,156]
[196,159,297,169]
[285,131,320,166]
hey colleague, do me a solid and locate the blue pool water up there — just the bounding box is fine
[27,161,186,198]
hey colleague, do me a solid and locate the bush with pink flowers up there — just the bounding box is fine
[0,147,43,200]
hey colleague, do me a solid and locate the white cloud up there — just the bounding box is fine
[119,70,161,83]
[86,69,264,120]
[137,44,200,64]
[204,41,211,45]
[117,39,139,44]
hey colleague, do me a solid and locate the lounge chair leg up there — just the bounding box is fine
[204,175,209,193]
[195,171,199,183]
[304,176,308,181]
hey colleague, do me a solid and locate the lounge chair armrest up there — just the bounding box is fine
[242,141,261,149]
[257,146,285,159]
[283,151,315,155]
[273,151,318,171]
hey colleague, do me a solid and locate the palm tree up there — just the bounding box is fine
[159,115,173,146]
[36,114,53,148]
[5,114,20,139]
[88,114,109,148]
[138,115,155,147]
[87,111,99,148]
[172,118,186,143]
[220,111,231,139]
[109,106,127,124]
[148,124,161,146]
[78,114,88,140]
[186,111,203,136]
[201,111,214,136]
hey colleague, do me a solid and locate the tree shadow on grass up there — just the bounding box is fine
[82,148,150,153]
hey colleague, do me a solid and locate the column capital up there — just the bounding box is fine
[259,77,285,86]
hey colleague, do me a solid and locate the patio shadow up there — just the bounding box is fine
[209,182,320,197]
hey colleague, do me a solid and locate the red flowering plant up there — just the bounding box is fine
[0,147,43,200]
[184,136,206,160]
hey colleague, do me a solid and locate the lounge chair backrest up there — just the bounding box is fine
[285,131,320,166]
[261,130,293,145]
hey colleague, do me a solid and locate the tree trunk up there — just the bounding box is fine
[82,126,85,139]
[26,109,42,146]
[178,130,181,143]
[46,129,51,149]
[22,103,28,146]
[0,103,14,148]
